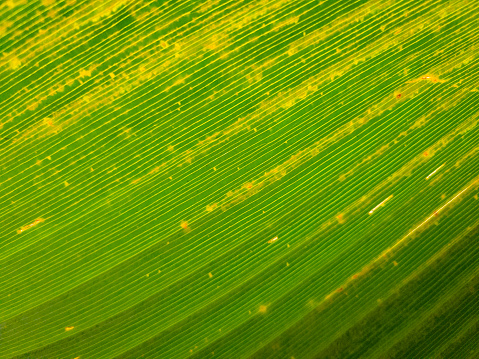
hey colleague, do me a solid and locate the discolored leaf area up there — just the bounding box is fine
[0,0,478,358]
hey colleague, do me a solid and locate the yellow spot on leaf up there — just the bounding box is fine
[79,69,91,78]
[9,56,21,70]
[148,166,160,175]
[5,0,16,9]
[17,218,45,234]
[27,102,38,111]
[47,8,58,18]
[268,236,278,244]
[206,203,218,212]
[65,326,74,331]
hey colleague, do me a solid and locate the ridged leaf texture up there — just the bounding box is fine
[0,0,478,358]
